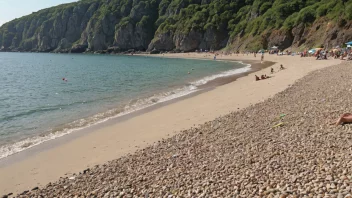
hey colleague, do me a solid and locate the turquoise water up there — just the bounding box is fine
[0,53,249,158]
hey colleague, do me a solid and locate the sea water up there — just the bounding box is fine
[0,52,250,159]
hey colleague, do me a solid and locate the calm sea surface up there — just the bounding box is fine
[0,52,249,158]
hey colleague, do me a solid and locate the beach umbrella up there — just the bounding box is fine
[308,49,316,54]
[345,41,352,45]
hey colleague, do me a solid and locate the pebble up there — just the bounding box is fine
[11,62,352,197]
[31,186,39,191]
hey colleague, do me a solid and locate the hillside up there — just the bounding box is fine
[0,0,352,53]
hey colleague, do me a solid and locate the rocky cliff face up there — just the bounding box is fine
[0,0,351,53]
[0,2,100,52]
[148,27,228,52]
[228,19,352,51]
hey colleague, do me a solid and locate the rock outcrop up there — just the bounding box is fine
[0,0,351,53]
[147,27,228,52]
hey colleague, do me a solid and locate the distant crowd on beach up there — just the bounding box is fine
[195,45,352,61]
[299,48,352,60]
[192,45,352,81]
[196,49,267,61]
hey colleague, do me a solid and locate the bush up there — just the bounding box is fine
[346,2,352,20]
[295,5,317,24]
[117,17,131,29]
[259,2,272,14]
[137,16,150,27]
[283,12,299,30]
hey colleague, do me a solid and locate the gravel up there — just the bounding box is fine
[14,62,352,197]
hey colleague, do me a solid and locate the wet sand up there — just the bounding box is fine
[20,60,352,197]
[197,60,275,89]
[0,60,271,167]
[0,54,341,195]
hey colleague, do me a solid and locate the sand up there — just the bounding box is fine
[0,53,341,195]
[21,60,352,198]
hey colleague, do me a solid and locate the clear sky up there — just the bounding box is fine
[0,0,78,26]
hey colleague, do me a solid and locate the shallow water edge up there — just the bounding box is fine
[0,59,275,167]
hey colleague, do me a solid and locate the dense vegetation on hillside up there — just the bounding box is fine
[0,0,351,52]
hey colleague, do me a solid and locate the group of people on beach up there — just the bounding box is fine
[195,49,352,126]
[298,48,352,60]
[316,50,328,60]
[255,74,269,81]
[336,50,352,61]
[255,64,284,81]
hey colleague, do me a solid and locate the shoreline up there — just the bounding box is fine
[0,54,341,195]
[0,58,264,160]
[21,60,352,197]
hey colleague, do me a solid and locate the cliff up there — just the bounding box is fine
[0,0,352,53]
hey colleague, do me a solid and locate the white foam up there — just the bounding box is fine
[0,62,251,159]
[192,62,251,86]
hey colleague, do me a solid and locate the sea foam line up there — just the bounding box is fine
[0,62,251,159]
[192,62,251,86]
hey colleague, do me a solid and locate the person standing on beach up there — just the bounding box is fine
[261,52,264,62]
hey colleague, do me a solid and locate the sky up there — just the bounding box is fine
[0,0,78,26]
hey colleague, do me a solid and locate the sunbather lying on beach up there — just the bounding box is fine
[255,75,260,81]
[332,113,352,126]
[256,74,270,81]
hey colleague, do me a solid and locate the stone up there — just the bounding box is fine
[32,186,39,191]
[20,190,29,195]
[280,194,288,198]
[83,168,90,174]
[7,62,352,198]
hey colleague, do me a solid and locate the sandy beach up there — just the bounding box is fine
[0,53,343,196]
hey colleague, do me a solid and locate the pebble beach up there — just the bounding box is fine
[9,60,352,197]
